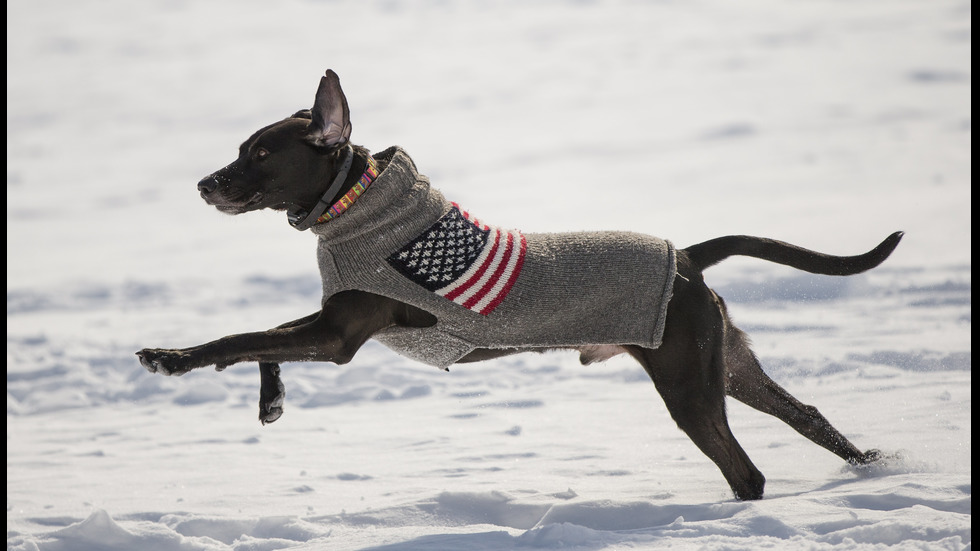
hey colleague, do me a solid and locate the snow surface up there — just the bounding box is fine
[7,0,970,549]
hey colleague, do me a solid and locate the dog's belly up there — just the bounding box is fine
[578,345,629,365]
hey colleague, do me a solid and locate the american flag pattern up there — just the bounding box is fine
[387,203,527,316]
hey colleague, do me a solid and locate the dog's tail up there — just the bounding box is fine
[684,231,904,275]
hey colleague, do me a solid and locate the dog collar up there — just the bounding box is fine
[312,155,379,225]
[287,146,356,231]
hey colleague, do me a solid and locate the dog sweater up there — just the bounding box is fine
[311,146,676,369]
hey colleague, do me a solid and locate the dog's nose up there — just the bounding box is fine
[198,177,218,194]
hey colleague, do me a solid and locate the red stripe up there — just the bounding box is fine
[463,232,514,310]
[479,233,527,315]
[444,229,501,301]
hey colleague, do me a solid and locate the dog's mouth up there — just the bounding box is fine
[206,191,265,214]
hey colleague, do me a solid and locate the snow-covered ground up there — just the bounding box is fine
[7,1,970,549]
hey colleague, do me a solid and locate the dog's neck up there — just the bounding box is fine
[287,146,378,230]
[312,154,379,225]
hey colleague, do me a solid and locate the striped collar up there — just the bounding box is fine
[313,156,379,225]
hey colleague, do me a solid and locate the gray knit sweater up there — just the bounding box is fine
[311,147,676,369]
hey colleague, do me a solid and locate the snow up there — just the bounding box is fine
[7,0,970,549]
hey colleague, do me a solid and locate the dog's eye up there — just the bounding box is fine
[255,148,270,160]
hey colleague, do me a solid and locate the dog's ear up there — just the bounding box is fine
[305,69,352,149]
[291,109,312,120]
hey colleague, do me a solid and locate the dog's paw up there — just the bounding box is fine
[259,377,286,425]
[862,449,883,464]
[260,403,284,425]
[852,449,883,465]
[136,349,195,376]
[844,449,887,469]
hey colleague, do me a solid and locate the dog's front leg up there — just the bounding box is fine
[136,319,345,375]
[136,309,323,375]
[137,313,373,375]
[258,362,285,424]
[137,290,418,375]
[252,313,322,424]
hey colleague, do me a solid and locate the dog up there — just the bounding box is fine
[137,69,903,501]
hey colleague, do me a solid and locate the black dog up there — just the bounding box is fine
[138,70,902,500]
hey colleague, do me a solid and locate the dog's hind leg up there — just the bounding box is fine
[718,297,880,465]
[628,277,767,500]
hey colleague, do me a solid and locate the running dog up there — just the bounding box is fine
[138,70,902,500]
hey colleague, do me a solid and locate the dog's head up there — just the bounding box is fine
[197,70,353,216]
